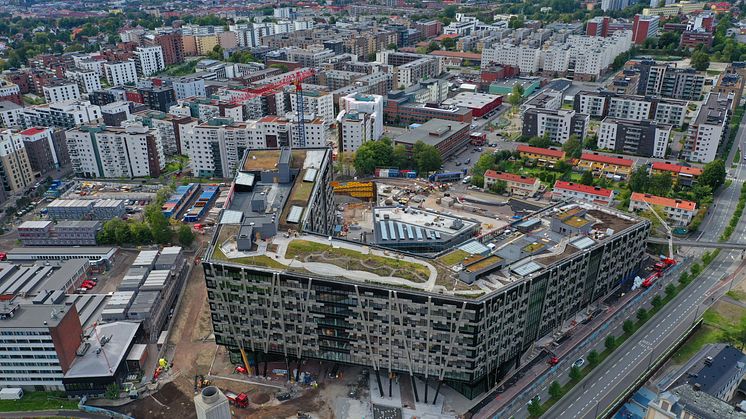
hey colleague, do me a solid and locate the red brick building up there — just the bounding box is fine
[149,32,184,66]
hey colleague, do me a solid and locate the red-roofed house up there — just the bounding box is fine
[577,152,634,179]
[552,181,616,206]
[629,192,697,226]
[650,162,703,186]
[484,171,540,196]
[517,145,566,165]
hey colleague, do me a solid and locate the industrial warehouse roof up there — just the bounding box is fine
[394,119,469,146]
[442,92,502,110]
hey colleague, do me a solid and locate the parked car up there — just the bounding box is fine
[548,357,559,366]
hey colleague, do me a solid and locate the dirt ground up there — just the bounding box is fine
[115,382,197,419]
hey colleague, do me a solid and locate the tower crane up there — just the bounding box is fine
[640,201,677,288]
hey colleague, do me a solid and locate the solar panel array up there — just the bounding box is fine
[378,221,442,242]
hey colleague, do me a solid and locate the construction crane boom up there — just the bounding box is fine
[644,202,674,259]
[295,79,306,148]
[226,68,315,106]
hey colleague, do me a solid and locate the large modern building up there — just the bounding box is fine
[203,158,650,399]
[42,81,81,104]
[66,124,165,178]
[636,60,705,100]
[683,92,732,163]
[18,127,69,173]
[597,118,671,158]
[133,46,165,77]
[104,61,138,86]
[21,100,102,129]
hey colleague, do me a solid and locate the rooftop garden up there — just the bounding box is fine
[211,244,288,270]
[436,249,471,267]
[289,178,315,203]
[465,255,503,273]
[522,242,546,253]
[563,216,591,228]
[242,149,281,171]
[285,239,430,283]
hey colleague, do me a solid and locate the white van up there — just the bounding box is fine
[462,176,472,184]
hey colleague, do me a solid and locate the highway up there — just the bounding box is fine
[543,114,746,418]
[647,237,746,250]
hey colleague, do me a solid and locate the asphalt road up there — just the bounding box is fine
[543,112,746,418]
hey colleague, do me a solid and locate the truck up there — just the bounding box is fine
[225,391,249,408]
[0,388,23,400]
[643,257,676,287]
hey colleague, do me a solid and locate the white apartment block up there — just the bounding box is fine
[104,61,138,86]
[289,90,334,126]
[65,70,102,93]
[287,47,336,68]
[294,19,314,31]
[172,78,206,99]
[575,91,687,126]
[0,101,24,128]
[134,46,165,77]
[274,7,294,19]
[183,122,265,178]
[66,124,164,178]
[0,80,20,99]
[21,100,102,129]
[522,108,588,144]
[340,93,384,141]
[541,45,571,75]
[0,129,34,192]
[77,59,106,77]
[482,43,541,74]
[43,82,81,104]
[256,114,328,148]
[684,93,732,163]
[339,111,373,153]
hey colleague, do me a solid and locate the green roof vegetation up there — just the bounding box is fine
[436,249,471,267]
[289,177,314,203]
[563,216,590,228]
[522,242,545,253]
[211,244,287,270]
[465,255,503,272]
[285,239,430,283]
[242,149,281,171]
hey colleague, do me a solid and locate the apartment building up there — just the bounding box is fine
[0,301,83,391]
[552,180,616,205]
[65,70,101,94]
[0,130,34,193]
[602,0,631,11]
[522,108,589,144]
[484,171,541,196]
[637,60,705,100]
[18,127,67,173]
[183,121,265,178]
[577,152,635,179]
[42,81,81,104]
[287,46,336,68]
[683,93,732,163]
[288,89,334,126]
[134,46,165,77]
[340,93,384,142]
[629,192,696,226]
[574,91,686,126]
[517,145,566,165]
[650,161,702,186]
[339,111,374,153]
[18,220,102,246]
[598,118,672,158]
[172,77,205,99]
[133,111,197,156]
[22,100,102,129]
[66,124,164,178]
[481,43,541,74]
[145,31,184,65]
[104,61,138,86]
[632,15,660,44]
[204,153,649,399]
[0,79,22,105]
[0,101,23,128]
[138,85,176,113]
[713,72,744,112]
[394,57,443,88]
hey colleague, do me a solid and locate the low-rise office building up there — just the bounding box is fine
[46,199,125,221]
[393,119,470,159]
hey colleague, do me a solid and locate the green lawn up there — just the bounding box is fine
[211,245,287,269]
[0,392,78,412]
[672,324,723,363]
[436,249,470,266]
[726,290,746,301]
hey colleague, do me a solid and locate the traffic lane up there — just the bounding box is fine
[548,255,731,418]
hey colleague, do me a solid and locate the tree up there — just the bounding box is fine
[648,173,673,196]
[413,141,443,174]
[354,138,394,174]
[569,365,582,381]
[629,166,651,193]
[562,135,583,159]
[131,222,153,244]
[145,203,173,245]
[387,43,398,51]
[605,335,617,351]
[623,319,635,335]
[651,295,663,310]
[508,15,524,29]
[269,63,289,73]
[442,37,456,50]
[178,224,196,247]
[587,350,600,367]
[580,170,594,186]
[508,83,525,108]
[665,283,677,299]
[636,308,649,323]
[427,41,440,52]
[528,135,552,148]
[527,397,543,417]
[584,135,598,151]
[549,381,564,399]
[700,159,726,191]
[392,144,411,170]
[490,179,508,194]
[691,50,710,71]
[471,174,484,188]
[443,5,458,18]
[207,44,224,60]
